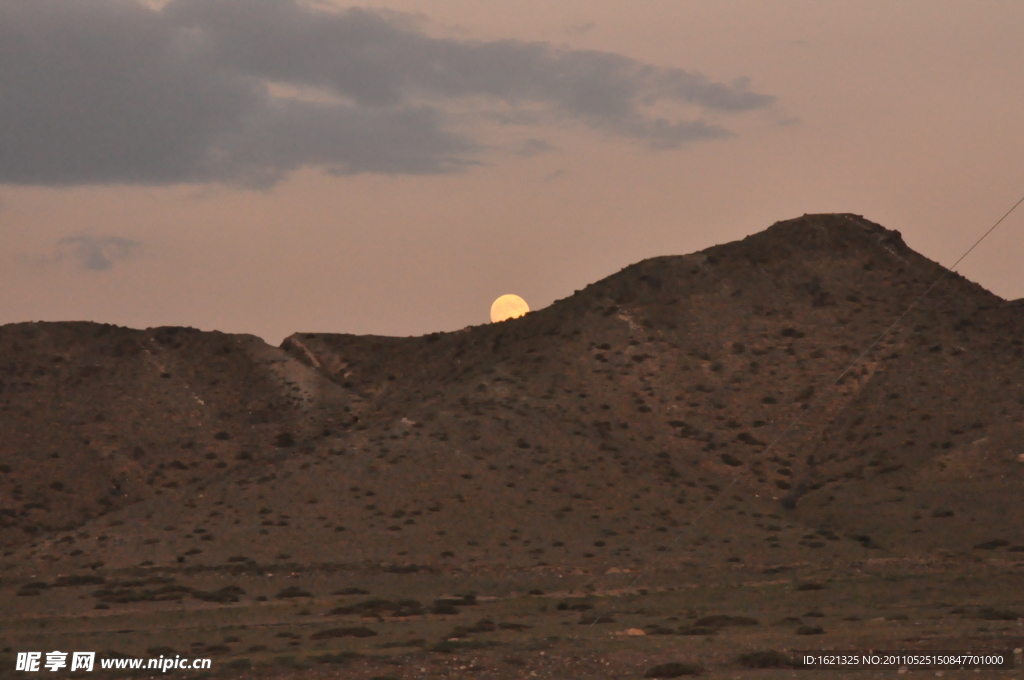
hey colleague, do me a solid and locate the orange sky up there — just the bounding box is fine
[2,0,1022,344]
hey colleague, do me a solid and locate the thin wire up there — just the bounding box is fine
[596,194,1024,614]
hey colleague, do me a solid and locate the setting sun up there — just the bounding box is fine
[490,294,530,322]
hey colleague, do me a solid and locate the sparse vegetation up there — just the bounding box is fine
[644,661,703,677]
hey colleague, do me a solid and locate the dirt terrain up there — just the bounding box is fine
[1,213,1022,677]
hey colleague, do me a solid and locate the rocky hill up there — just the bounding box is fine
[3,212,1022,574]
[4,214,1024,679]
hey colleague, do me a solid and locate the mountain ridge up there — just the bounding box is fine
[3,213,1023,678]
[2,212,1021,573]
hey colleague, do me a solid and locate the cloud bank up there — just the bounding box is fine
[0,0,774,187]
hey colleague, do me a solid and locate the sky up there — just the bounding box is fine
[2,0,1022,345]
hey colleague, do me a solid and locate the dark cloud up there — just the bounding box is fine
[0,0,774,187]
[57,235,141,271]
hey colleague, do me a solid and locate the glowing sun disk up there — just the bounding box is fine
[490,294,530,323]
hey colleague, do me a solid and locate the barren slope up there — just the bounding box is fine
[4,213,1020,579]
[0,324,349,550]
